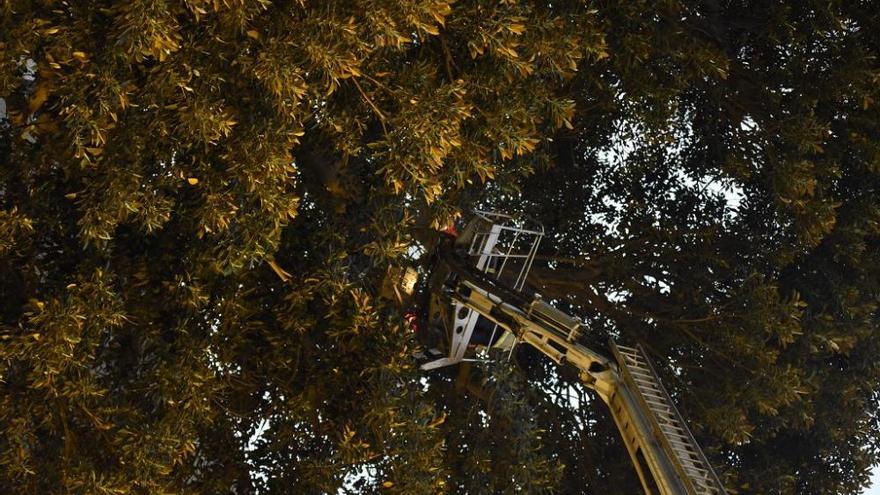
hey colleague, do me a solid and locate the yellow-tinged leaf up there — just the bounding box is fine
[267,258,292,282]
[497,45,519,59]
[187,177,199,185]
[382,481,394,488]
[427,412,447,428]
[422,23,439,36]
[64,192,77,199]
[246,30,260,40]
[72,51,88,61]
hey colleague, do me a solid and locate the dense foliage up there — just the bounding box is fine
[1,1,878,494]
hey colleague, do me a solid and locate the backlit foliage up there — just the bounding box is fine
[1,1,879,494]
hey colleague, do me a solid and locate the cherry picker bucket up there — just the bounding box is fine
[420,211,544,370]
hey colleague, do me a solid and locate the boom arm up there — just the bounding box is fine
[433,254,727,495]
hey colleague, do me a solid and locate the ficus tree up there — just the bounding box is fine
[487,2,880,494]
[1,1,878,495]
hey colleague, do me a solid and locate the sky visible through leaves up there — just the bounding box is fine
[867,470,880,495]
[2,1,879,494]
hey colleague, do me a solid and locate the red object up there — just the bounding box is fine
[404,311,419,332]
[441,223,458,237]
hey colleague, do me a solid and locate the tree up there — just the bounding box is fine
[0,1,601,493]
[1,1,878,495]
[488,2,880,493]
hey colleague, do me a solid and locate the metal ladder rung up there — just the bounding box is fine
[629,368,657,383]
[688,473,709,493]
[659,422,687,433]
[636,384,664,395]
[621,354,650,368]
[684,464,711,476]
[673,453,701,467]
[632,375,661,385]
[666,433,697,452]
[666,436,698,452]
[665,434,699,450]
[640,393,670,404]
[611,341,727,494]
[674,456,699,466]
[679,461,711,475]
[629,369,657,379]
[623,358,647,368]
[623,359,645,367]
[680,457,708,472]
[639,388,666,399]
[648,403,675,414]
[649,407,676,419]
[654,409,677,419]
[650,409,678,422]
[630,370,660,382]
[640,390,671,402]
[665,430,693,445]
[657,419,682,431]
[640,390,667,401]
[681,463,710,478]
[691,469,715,490]
[644,398,675,410]
[628,371,657,383]
[683,464,711,479]
[680,463,704,473]
[657,422,687,434]
[651,411,678,423]
[656,416,681,428]
[638,386,666,396]
[619,351,646,363]
[675,456,704,470]
[657,423,700,443]
[626,362,651,370]
[650,406,678,420]
[678,463,709,474]
[662,428,695,443]
[637,384,665,395]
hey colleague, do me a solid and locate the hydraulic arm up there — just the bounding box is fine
[441,264,725,495]
[418,212,728,495]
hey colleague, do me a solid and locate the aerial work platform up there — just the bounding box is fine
[419,211,727,495]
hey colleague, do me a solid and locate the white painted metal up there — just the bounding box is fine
[421,212,544,370]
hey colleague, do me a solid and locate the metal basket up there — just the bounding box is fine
[455,210,544,291]
[438,210,545,364]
